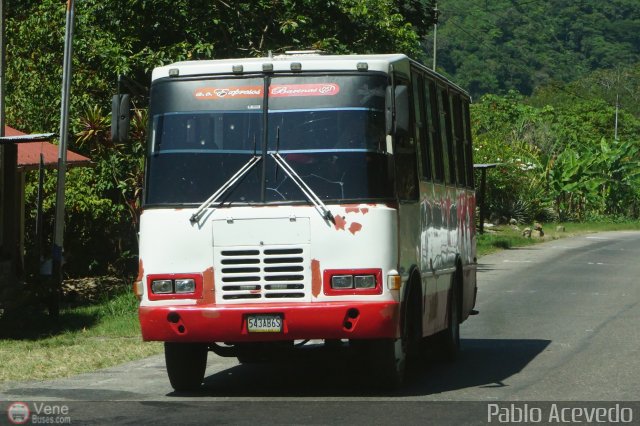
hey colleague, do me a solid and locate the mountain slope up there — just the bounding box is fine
[430,0,640,97]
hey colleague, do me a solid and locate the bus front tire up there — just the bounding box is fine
[164,342,208,391]
[368,338,406,389]
[367,279,421,389]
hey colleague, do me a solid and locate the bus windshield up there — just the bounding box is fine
[145,74,394,206]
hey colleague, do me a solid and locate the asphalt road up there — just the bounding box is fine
[2,231,640,424]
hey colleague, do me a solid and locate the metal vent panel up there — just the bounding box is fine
[214,246,311,303]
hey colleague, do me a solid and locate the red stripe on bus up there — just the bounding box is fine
[139,301,400,342]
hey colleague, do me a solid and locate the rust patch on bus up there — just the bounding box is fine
[378,304,398,320]
[344,206,369,215]
[334,215,346,231]
[136,259,144,282]
[198,267,215,305]
[133,259,145,298]
[202,310,220,319]
[348,222,363,235]
[311,259,322,297]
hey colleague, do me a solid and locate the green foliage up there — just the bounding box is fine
[6,0,431,279]
[472,92,553,223]
[473,90,640,223]
[433,0,640,98]
[531,64,640,119]
[7,0,640,279]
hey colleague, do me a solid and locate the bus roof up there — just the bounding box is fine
[152,53,469,98]
[152,53,406,79]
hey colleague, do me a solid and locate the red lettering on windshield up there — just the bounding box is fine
[270,83,340,97]
[194,84,340,99]
[194,86,263,99]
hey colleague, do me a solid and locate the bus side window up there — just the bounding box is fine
[463,100,474,188]
[426,79,444,182]
[411,72,432,181]
[445,91,457,185]
[395,79,419,201]
[452,94,467,187]
[437,87,455,185]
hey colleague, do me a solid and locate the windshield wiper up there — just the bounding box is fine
[270,152,335,224]
[189,155,262,223]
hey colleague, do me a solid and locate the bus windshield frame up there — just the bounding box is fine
[144,72,395,207]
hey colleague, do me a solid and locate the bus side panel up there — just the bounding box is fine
[459,187,477,322]
[397,201,420,296]
[426,182,456,335]
[418,180,441,336]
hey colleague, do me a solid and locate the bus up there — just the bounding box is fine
[125,53,477,390]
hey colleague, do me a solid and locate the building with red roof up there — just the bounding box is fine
[3,126,91,271]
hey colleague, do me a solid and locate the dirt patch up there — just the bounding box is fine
[62,276,130,305]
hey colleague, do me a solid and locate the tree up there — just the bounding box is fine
[431,0,640,98]
[472,90,640,223]
[7,0,433,278]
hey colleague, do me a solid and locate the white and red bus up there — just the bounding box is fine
[130,53,477,390]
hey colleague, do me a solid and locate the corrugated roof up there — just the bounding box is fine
[7,126,91,171]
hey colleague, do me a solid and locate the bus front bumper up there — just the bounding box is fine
[139,301,400,342]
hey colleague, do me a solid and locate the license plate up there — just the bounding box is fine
[247,315,283,333]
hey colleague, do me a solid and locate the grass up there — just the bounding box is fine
[0,290,162,383]
[477,221,640,256]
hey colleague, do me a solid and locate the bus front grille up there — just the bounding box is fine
[216,246,309,302]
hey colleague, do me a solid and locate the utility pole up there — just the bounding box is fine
[432,2,439,71]
[0,0,19,280]
[0,0,5,252]
[50,0,75,317]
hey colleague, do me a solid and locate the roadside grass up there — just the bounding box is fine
[0,290,162,383]
[477,221,640,256]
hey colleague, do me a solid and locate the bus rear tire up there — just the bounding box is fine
[164,342,208,391]
[440,275,461,361]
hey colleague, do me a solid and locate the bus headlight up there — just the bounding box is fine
[331,275,354,289]
[323,269,382,295]
[146,274,203,300]
[151,279,173,294]
[175,278,196,293]
[354,275,376,289]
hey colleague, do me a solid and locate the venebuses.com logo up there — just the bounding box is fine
[7,402,30,424]
[7,401,71,424]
